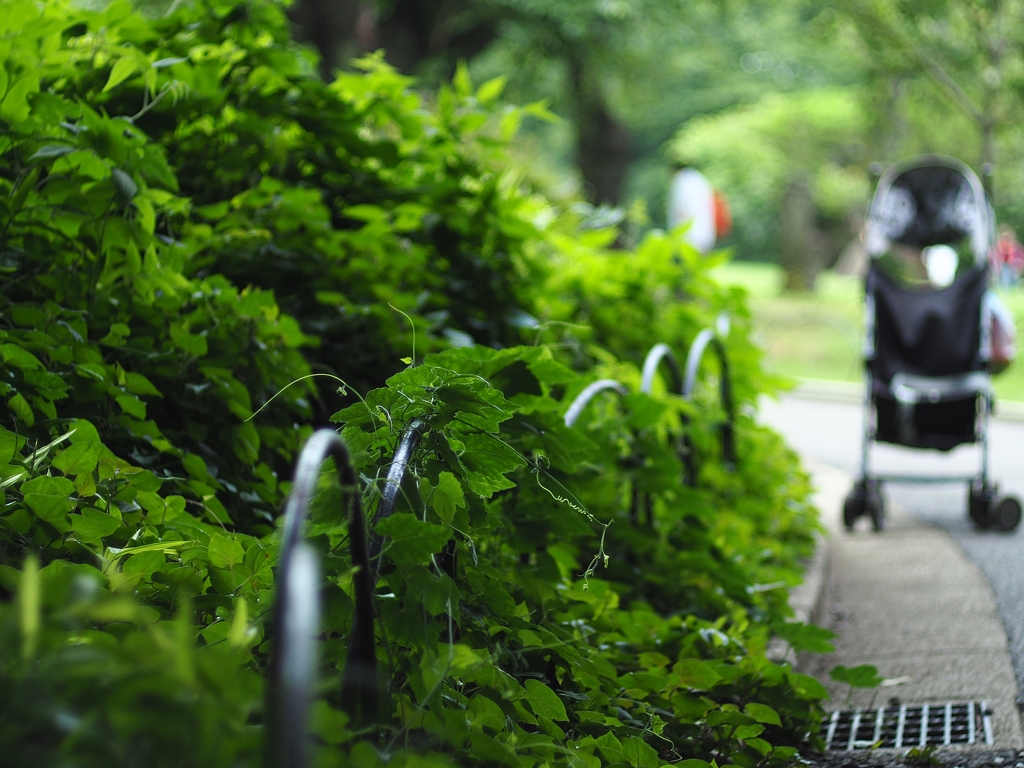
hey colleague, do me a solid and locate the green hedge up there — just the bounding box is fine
[0,1,828,766]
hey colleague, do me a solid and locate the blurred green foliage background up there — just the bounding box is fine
[289,0,1024,284]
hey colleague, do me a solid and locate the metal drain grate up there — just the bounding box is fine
[821,702,993,750]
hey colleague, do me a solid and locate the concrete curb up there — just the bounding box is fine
[775,530,830,672]
[769,534,830,667]
[790,531,830,630]
[771,463,841,668]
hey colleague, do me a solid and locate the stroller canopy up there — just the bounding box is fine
[864,156,994,264]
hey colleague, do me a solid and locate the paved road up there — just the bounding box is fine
[760,392,1024,705]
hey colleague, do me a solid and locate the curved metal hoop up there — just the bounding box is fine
[682,319,736,482]
[269,320,734,763]
[267,429,374,768]
[564,378,630,427]
[368,419,429,563]
[641,343,683,395]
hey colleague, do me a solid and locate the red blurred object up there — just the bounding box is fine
[713,190,731,239]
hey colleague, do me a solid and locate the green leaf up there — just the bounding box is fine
[522,99,559,123]
[638,651,671,670]
[620,736,659,768]
[468,694,505,732]
[0,75,39,123]
[100,323,131,346]
[115,393,146,419]
[771,747,799,763]
[458,432,523,496]
[1,343,42,369]
[745,738,773,756]
[7,394,33,426]
[376,513,450,566]
[0,431,16,465]
[523,679,567,721]
[706,710,754,728]
[733,723,764,739]
[673,658,722,690]
[53,442,101,476]
[111,168,138,202]
[426,471,465,525]
[127,470,162,492]
[433,381,514,432]
[182,453,212,482]
[594,731,624,762]
[152,57,188,69]
[476,75,507,105]
[831,664,884,689]
[208,533,246,569]
[787,671,831,699]
[70,508,121,544]
[74,362,108,382]
[28,144,74,162]
[448,644,488,676]
[74,473,97,498]
[21,475,76,532]
[744,702,782,726]
[311,701,350,745]
[82,597,160,626]
[169,324,208,356]
[453,61,473,98]
[103,56,138,92]
[107,541,190,561]
[671,692,716,720]
[135,490,166,513]
[68,419,102,444]
[773,621,835,653]
[123,372,162,397]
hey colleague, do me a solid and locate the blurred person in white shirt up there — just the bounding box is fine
[667,162,716,254]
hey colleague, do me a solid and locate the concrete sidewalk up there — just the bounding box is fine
[799,461,1024,750]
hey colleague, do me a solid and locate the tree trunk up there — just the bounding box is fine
[292,2,629,204]
[291,0,498,81]
[780,174,819,290]
[569,55,631,206]
[290,0,367,78]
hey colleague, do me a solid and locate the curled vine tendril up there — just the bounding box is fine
[532,468,612,589]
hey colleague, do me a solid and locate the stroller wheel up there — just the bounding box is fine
[969,483,995,529]
[991,495,1022,532]
[866,481,885,532]
[843,485,865,530]
[843,480,880,531]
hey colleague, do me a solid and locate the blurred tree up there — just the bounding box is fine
[287,0,1024,270]
[289,0,863,210]
[669,89,870,286]
[837,0,1024,179]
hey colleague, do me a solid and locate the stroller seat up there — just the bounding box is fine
[868,264,988,451]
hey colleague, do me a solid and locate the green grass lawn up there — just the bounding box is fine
[713,261,1024,401]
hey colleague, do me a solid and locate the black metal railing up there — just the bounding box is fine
[563,378,629,427]
[640,342,683,396]
[267,320,735,766]
[266,421,433,768]
[266,429,374,768]
[367,419,429,562]
[564,319,735,485]
[681,316,735,477]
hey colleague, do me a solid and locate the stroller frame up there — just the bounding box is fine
[845,155,1021,532]
[852,360,996,531]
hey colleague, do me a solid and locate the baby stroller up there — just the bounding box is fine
[844,155,1022,532]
